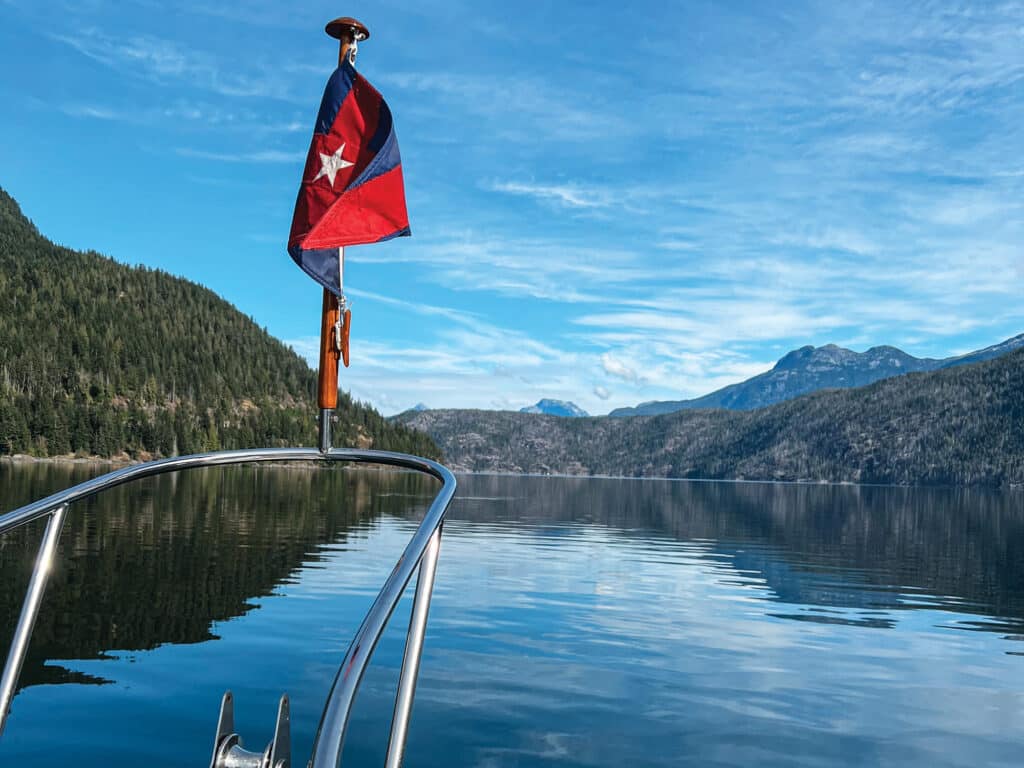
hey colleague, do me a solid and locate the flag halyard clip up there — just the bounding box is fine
[333,315,343,353]
[333,302,352,368]
[334,245,350,365]
[333,295,349,353]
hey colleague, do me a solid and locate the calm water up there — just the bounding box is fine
[0,464,1022,767]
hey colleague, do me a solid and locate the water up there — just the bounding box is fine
[0,463,1022,767]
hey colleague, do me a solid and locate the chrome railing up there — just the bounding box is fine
[0,447,457,768]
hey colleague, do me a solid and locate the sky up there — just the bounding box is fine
[0,1,1022,416]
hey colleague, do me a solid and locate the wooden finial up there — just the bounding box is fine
[325,16,369,42]
[326,17,369,65]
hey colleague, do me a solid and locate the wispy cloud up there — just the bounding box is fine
[282,289,785,415]
[176,1,310,29]
[771,228,879,256]
[60,104,122,120]
[50,27,309,102]
[380,70,632,142]
[175,147,304,163]
[350,232,665,303]
[8,0,1023,415]
[59,100,308,134]
[285,289,584,413]
[600,353,638,383]
[489,181,613,209]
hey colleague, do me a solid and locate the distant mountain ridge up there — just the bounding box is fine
[396,347,1024,487]
[609,335,1024,417]
[520,399,588,417]
[939,335,1024,369]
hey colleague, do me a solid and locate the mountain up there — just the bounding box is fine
[0,186,439,460]
[940,334,1024,369]
[396,348,1024,487]
[609,336,1024,417]
[520,399,589,417]
[410,403,430,412]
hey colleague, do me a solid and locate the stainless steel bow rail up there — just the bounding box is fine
[0,447,457,768]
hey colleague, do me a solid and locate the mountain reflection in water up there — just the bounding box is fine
[0,465,1021,767]
[0,463,433,690]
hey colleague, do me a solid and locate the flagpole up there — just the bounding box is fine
[317,287,341,453]
[317,17,368,453]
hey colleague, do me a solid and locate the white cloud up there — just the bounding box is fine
[655,239,701,252]
[820,132,926,158]
[349,232,661,304]
[177,1,310,29]
[175,147,304,163]
[286,289,594,413]
[379,70,632,142]
[60,103,122,120]
[600,353,638,383]
[490,181,612,209]
[915,190,1020,227]
[50,27,309,102]
[346,288,483,326]
[772,228,879,256]
[580,305,845,349]
[283,290,805,415]
[59,100,308,133]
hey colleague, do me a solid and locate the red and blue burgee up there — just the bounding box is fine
[288,59,410,295]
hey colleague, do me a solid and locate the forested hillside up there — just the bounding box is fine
[0,187,438,460]
[397,349,1024,487]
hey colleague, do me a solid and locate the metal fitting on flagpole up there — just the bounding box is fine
[326,17,369,66]
[318,409,333,453]
[335,246,346,353]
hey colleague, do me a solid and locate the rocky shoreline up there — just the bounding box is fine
[1,453,137,467]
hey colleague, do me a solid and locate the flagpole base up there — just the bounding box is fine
[318,409,333,454]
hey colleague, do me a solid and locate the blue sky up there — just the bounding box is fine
[1,1,1022,415]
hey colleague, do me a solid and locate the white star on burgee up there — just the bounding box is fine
[313,143,354,186]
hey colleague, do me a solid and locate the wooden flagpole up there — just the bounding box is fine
[317,17,368,453]
[317,286,341,452]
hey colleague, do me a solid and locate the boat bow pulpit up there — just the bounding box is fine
[0,448,457,768]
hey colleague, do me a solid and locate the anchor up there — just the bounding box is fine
[209,691,291,768]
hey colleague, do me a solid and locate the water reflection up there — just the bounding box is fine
[0,463,433,692]
[419,476,1024,768]
[447,475,1024,634]
[0,466,1021,768]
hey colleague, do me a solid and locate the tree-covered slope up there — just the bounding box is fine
[0,187,438,460]
[397,348,1024,487]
